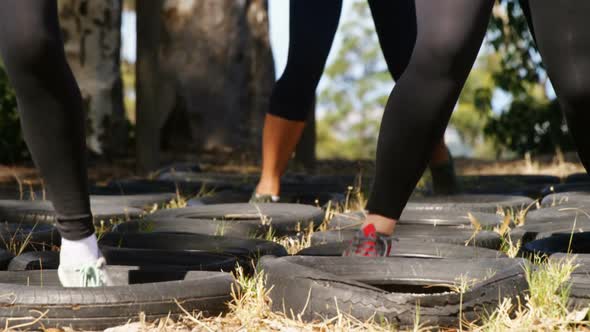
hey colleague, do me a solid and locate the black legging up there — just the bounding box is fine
[0,0,94,240]
[367,0,590,220]
[269,0,417,121]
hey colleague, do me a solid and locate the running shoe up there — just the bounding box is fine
[249,192,280,203]
[342,223,392,257]
[58,257,113,287]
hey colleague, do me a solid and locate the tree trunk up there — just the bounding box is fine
[58,0,127,157]
[136,0,164,172]
[159,0,274,158]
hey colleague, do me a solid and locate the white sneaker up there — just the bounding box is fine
[58,257,113,287]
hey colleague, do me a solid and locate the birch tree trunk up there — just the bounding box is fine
[58,0,127,157]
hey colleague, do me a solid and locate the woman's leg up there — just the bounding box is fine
[346,0,494,256]
[369,0,458,195]
[0,0,107,286]
[254,0,342,199]
[527,1,590,173]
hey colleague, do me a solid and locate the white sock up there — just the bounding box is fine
[60,234,101,268]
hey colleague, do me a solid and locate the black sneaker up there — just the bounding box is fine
[342,223,392,257]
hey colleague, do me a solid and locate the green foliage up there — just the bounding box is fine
[487,0,541,94]
[483,0,572,156]
[451,54,498,147]
[485,96,573,156]
[317,0,390,159]
[0,65,28,163]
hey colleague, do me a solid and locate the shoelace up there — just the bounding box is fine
[354,238,377,255]
[76,259,106,287]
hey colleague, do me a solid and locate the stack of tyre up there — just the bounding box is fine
[0,192,245,330]
[0,170,566,329]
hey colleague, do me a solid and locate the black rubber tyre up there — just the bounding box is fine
[524,204,590,224]
[259,256,528,327]
[99,233,238,272]
[522,232,590,258]
[541,192,590,208]
[152,162,202,177]
[311,225,502,250]
[565,173,590,184]
[158,171,258,185]
[298,238,505,258]
[326,210,504,231]
[0,266,233,330]
[114,217,267,239]
[510,218,590,245]
[459,175,559,197]
[540,183,590,197]
[8,251,59,271]
[99,179,235,196]
[0,249,13,270]
[90,193,177,210]
[405,194,534,214]
[99,232,286,270]
[150,203,325,237]
[0,222,59,252]
[188,189,344,207]
[0,200,143,225]
[548,253,590,309]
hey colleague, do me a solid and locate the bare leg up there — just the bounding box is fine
[256,114,306,196]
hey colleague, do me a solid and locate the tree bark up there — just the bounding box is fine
[58,0,127,157]
[136,0,163,172]
[159,0,274,158]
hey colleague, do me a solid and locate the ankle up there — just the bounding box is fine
[364,214,397,235]
[256,176,281,196]
[60,234,101,267]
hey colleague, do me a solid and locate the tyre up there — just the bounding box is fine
[259,256,528,327]
[158,171,258,185]
[548,253,590,309]
[509,217,590,246]
[298,238,505,258]
[326,210,504,231]
[522,232,590,258]
[188,189,344,207]
[0,222,58,252]
[0,200,143,225]
[405,194,534,214]
[100,232,287,269]
[458,175,559,197]
[114,217,267,239]
[311,225,502,250]
[0,266,233,330]
[0,248,13,270]
[540,183,590,196]
[541,192,590,208]
[565,173,590,184]
[152,162,202,177]
[524,204,590,224]
[90,193,177,210]
[150,203,325,237]
[8,251,59,271]
[100,179,233,197]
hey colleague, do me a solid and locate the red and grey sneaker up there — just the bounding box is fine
[342,223,392,257]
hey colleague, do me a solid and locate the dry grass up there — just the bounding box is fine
[113,266,430,332]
